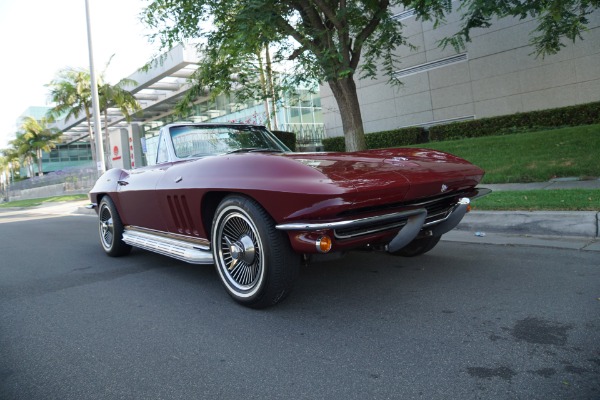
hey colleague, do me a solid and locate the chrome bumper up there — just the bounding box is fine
[277,195,486,253]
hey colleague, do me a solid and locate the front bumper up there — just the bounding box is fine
[276,189,490,254]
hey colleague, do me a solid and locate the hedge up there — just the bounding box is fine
[271,130,296,151]
[322,126,426,152]
[429,101,600,141]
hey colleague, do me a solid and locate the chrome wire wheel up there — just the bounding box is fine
[99,203,114,250]
[215,208,265,296]
[212,195,300,308]
[97,196,131,257]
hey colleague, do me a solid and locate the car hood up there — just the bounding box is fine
[282,148,484,204]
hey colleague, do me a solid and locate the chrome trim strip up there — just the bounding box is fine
[275,208,428,232]
[125,225,210,249]
[122,228,213,265]
[406,192,463,207]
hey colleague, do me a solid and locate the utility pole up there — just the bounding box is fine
[84,0,106,174]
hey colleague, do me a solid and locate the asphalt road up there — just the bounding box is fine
[0,209,599,400]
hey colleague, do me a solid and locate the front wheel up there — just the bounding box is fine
[98,196,132,257]
[211,195,299,308]
[389,235,441,257]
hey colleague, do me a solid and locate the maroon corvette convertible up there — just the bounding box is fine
[89,123,489,308]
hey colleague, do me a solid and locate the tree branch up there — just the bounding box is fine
[350,0,389,70]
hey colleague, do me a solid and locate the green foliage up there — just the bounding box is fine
[323,126,426,151]
[142,0,416,151]
[365,127,426,149]
[322,136,346,152]
[412,0,600,58]
[10,117,62,177]
[429,102,600,141]
[271,130,296,152]
[46,68,93,123]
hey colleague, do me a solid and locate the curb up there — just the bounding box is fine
[456,210,599,238]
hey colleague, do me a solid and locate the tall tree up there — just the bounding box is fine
[18,117,62,176]
[142,0,599,151]
[0,148,21,181]
[0,154,12,196]
[10,132,36,178]
[46,68,98,165]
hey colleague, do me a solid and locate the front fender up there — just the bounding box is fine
[88,168,124,205]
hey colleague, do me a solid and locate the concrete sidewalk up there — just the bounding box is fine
[468,178,600,238]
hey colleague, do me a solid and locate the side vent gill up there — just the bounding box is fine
[167,195,198,236]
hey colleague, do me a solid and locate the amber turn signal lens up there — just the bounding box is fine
[316,236,332,253]
[467,204,472,213]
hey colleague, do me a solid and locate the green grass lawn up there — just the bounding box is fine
[409,124,600,184]
[0,194,88,208]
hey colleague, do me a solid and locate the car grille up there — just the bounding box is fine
[421,199,455,225]
[333,194,460,239]
[334,218,408,239]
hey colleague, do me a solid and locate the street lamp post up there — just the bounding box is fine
[84,0,106,174]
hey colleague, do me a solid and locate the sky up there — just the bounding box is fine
[0,0,159,148]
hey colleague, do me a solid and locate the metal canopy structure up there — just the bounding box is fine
[55,45,203,143]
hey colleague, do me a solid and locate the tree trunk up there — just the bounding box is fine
[265,45,279,130]
[328,76,367,152]
[37,149,44,176]
[257,51,271,129]
[28,157,34,178]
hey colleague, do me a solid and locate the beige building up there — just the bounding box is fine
[320,7,600,137]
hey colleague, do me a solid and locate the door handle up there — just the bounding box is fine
[117,180,129,186]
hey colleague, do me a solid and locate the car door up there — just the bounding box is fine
[116,133,172,231]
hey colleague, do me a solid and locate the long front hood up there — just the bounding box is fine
[283,148,485,205]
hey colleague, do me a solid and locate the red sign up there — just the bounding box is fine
[112,145,121,161]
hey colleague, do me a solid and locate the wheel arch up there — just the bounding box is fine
[200,191,277,242]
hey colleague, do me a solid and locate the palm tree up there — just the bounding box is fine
[98,78,141,167]
[47,59,142,169]
[19,116,62,176]
[0,147,21,181]
[10,132,36,178]
[0,155,10,197]
[46,67,97,166]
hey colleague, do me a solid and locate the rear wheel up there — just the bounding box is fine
[212,195,299,308]
[98,196,132,257]
[390,235,441,257]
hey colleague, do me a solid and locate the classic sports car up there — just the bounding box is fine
[89,123,489,308]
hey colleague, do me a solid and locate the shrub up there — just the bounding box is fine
[271,130,296,151]
[429,101,600,141]
[322,136,345,152]
[322,126,426,152]
[366,127,426,149]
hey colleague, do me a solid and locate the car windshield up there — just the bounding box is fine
[169,125,290,158]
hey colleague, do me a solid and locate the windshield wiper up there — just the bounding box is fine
[225,148,282,154]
